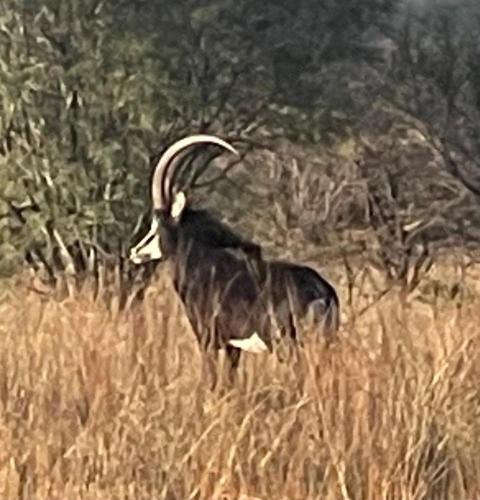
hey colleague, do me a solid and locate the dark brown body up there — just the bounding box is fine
[168,212,339,384]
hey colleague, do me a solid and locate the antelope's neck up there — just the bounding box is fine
[170,235,207,294]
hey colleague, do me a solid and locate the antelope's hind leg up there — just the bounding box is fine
[308,297,340,346]
[200,346,241,391]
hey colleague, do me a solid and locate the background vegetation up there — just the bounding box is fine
[2,0,480,498]
[2,0,480,288]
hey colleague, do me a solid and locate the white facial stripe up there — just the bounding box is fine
[129,218,163,263]
[133,220,157,248]
[131,234,162,263]
[228,333,269,353]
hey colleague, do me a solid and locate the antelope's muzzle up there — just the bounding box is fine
[129,219,163,264]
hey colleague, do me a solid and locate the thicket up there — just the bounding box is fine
[1,0,480,294]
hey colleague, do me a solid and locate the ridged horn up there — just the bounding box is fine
[151,134,239,209]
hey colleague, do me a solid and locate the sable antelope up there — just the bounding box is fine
[129,135,339,386]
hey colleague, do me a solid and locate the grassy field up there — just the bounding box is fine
[1,267,480,500]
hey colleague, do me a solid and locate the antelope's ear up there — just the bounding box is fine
[171,191,186,220]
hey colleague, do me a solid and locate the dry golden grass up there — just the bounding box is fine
[1,270,480,500]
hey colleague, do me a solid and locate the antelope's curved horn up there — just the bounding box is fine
[151,134,239,209]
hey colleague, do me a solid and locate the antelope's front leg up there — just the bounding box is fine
[201,348,220,391]
[225,345,241,386]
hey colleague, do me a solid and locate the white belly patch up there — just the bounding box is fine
[228,332,269,353]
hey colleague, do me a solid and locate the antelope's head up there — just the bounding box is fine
[129,135,239,264]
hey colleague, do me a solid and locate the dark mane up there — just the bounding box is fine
[180,208,262,259]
